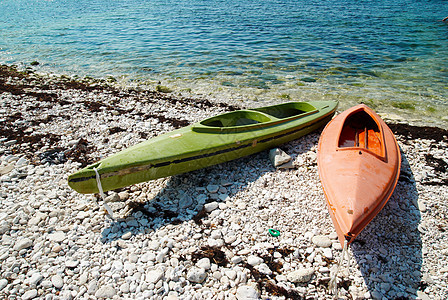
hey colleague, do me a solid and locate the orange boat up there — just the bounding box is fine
[317,104,401,246]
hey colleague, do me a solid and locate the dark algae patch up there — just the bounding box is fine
[191,246,229,267]
[0,64,239,167]
[388,123,448,142]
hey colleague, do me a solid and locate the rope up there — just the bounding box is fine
[94,167,114,219]
[329,239,349,296]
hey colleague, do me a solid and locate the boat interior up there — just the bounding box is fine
[199,102,317,128]
[338,110,383,156]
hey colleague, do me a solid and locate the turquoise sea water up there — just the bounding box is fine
[1,0,447,126]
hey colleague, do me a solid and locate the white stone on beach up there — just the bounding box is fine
[257,263,272,275]
[28,272,43,286]
[312,235,332,248]
[287,268,314,283]
[236,285,259,299]
[247,255,263,266]
[0,69,446,300]
[94,285,116,299]
[51,274,64,289]
[0,279,7,290]
[146,268,164,284]
[65,260,79,268]
[13,238,33,251]
[122,231,132,240]
[22,289,38,300]
[322,248,333,260]
[48,231,66,242]
[196,257,211,270]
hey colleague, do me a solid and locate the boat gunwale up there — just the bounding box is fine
[192,102,321,133]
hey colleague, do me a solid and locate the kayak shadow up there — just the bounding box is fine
[99,150,277,243]
[98,135,318,245]
[349,151,423,299]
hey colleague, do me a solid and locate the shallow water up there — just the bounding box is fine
[1,0,447,126]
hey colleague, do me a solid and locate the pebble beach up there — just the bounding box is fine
[1,64,447,299]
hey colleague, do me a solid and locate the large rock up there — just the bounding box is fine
[269,148,293,168]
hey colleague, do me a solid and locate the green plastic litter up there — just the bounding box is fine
[269,229,280,237]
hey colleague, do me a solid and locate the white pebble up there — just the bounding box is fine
[236,285,259,300]
[51,274,64,289]
[247,255,263,266]
[287,268,314,283]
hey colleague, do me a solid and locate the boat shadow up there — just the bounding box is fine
[349,151,423,299]
[99,136,317,245]
[99,150,277,242]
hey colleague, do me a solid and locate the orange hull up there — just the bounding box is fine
[317,104,401,246]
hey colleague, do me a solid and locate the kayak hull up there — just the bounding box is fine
[69,101,338,194]
[317,104,401,246]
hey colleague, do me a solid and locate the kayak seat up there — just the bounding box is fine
[200,110,272,128]
[253,102,317,119]
[338,110,383,157]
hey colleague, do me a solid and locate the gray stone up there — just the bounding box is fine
[204,202,219,212]
[187,267,207,283]
[179,195,193,209]
[206,185,220,193]
[269,148,292,167]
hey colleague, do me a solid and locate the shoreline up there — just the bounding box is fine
[1,64,447,299]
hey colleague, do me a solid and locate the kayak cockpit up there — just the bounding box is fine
[193,102,318,133]
[337,108,385,159]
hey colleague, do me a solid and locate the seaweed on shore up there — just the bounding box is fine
[191,246,229,267]
[388,123,448,142]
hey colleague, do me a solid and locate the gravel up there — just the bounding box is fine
[0,64,447,299]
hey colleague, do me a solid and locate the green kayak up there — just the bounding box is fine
[68,101,338,194]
